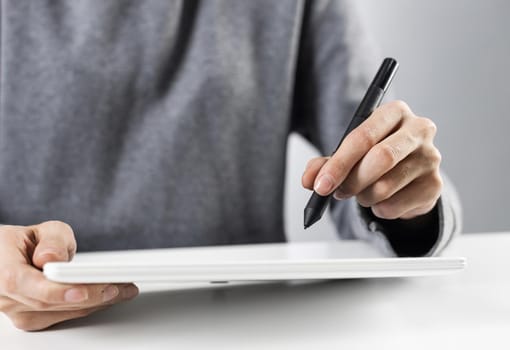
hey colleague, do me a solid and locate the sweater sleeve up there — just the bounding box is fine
[291,0,462,256]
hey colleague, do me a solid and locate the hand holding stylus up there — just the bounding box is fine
[302,99,443,222]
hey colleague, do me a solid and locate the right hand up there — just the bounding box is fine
[0,220,139,331]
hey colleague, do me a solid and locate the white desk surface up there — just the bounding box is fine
[1,232,509,350]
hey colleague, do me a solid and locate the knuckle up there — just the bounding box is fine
[429,148,442,167]
[356,125,379,148]
[389,100,411,116]
[45,220,75,236]
[425,118,438,135]
[59,221,75,237]
[304,158,315,171]
[376,144,400,166]
[417,117,438,138]
[305,157,328,170]
[49,220,77,254]
[430,172,444,192]
[418,146,441,169]
[373,180,394,201]
[46,220,68,227]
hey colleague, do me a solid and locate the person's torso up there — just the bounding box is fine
[0,0,304,250]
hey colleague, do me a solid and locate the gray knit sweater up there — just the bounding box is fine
[0,0,461,254]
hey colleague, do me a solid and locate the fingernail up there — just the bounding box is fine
[65,288,87,303]
[103,285,119,302]
[122,285,139,299]
[314,174,334,195]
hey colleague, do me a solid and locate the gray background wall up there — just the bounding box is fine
[285,0,510,241]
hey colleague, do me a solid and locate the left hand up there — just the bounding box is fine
[302,100,443,220]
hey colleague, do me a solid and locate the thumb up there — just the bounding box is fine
[31,221,77,269]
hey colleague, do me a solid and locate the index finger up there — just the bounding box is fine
[313,101,412,196]
[31,221,78,268]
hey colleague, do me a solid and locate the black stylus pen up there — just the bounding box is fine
[303,57,399,229]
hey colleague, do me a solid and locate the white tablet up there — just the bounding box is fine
[43,241,466,283]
